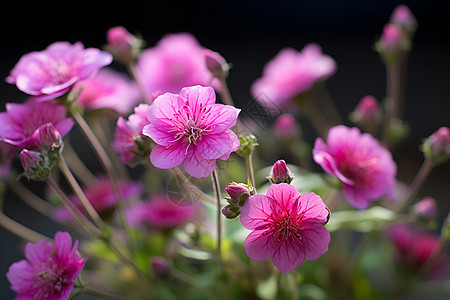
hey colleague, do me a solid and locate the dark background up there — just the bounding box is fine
[1,0,449,298]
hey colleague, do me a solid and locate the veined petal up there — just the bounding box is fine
[204,104,240,134]
[240,194,276,230]
[266,183,301,211]
[244,230,275,261]
[147,92,184,126]
[272,240,305,274]
[179,85,216,113]
[142,123,177,147]
[197,131,233,160]
[181,147,216,178]
[150,143,186,169]
[300,225,331,261]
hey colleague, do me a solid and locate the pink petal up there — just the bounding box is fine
[218,130,240,160]
[24,239,52,265]
[54,231,72,258]
[142,123,176,147]
[204,104,240,134]
[299,192,329,223]
[240,194,275,230]
[6,260,35,292]
[266,183,301,211]
[179,85,216,113]
[272,240,305,274]
[244,230,275,261]
[300,225,331,261]
[147,92,184,126]
[150,143,187,169]
[181,147,216,178]
[197,131,233,160]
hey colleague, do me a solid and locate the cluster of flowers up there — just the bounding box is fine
[0,4,449,300]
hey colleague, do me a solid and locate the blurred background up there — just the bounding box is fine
[0,0,449,298]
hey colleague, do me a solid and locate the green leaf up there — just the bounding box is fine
[326,206,395,232]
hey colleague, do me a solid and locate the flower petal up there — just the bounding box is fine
[197,131,233,160]
[300,225,331,261]
[181,147,216,178]
[240,194,275,230]
[204,104,240,134]
[266,183,301,211]
[244,230,275,261]
[272,240,305,274]
[150,144,187,169]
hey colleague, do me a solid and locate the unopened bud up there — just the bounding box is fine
[268,160,294,184]
[19,149,50,181]
[106,26,142,63]
[375,24,410,64]
[422,127,450,164]
[224,183,251,206]
[150,256,171,278]
[37,123,62,152]
[204,49,229,79]
[221,204,241,219]
[273,113,299,139]
[413,197,437,218]
[390,5,417,37]
[237,135,258,157]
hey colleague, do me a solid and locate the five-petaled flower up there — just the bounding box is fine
[313,125,396,209]
[240,183,330,274]
[142,85,240,178]
[7,42,112,101]
[6,232,85,300]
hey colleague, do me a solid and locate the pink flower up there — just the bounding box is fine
[240,183,330,274]
[6,231,85,300]
[137,33,220,100]
[107,26,137,53]
[53,177,142,221]
[251,44,336,108]
[0,101,74,149]
[142,85,240,178]
[379,24,403,53]
[413,197,437,218]
[111,104,151,166]
[389,225,443,273]
[7,42,112,101]
[390,5,417,35]
[313,125,396,209]
[422,126,450,164]
[269,159,294,184]
[126,195,196,230]
[71,68,141,114]
[273,113,298,139]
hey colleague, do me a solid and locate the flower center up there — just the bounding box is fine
[32,257,68,299]
[265,205,304,242]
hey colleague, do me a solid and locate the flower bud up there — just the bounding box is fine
[221,204,241,219]
[268,160,293,184]
[273,113,298,139]
[150,256,171,278]
[413,197,437,218]
[350,95,382,124]
[20,149,50,181]
[422,127,450,164]
[106,26,142,63]
[224,183,251,206]
[237,135,258,157]
[204,49,229,79]
[375,24,409,64]
[390,5,417,37]
[37,123,62,152]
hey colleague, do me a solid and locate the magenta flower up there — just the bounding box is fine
[142,85,240,178]
[313,125,396,209]
[0,101,74,149]
[71,68,141,114]
[6,231,85,300]
[389,225,443,273]
[7,42,112,101]
[251,43,336,108]
[137,33,220,100]
[53,177,142,221]
[111,104,151,166]
[126,195,196,230]
[240,183,330,274]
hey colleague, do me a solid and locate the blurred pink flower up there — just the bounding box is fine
[313,125,396,209]
[126,195,196,230]
[6,231,85,300]
[273,113,298,139]
[142,85,240,178]
[269,159,294,184]
[112,104,151,166]
[72,68,141,114]
[240,183,330,274]
[413,197,437,218]
[0,101,73,149]
[380,24,403,53]
[53,177,142,221]
[137,33,220,100]
[390,5,417,34]
[389,225,443,272]
[251,43,336,108]
[7,42,112,101]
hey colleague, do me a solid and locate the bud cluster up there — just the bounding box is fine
[221,181,255,219]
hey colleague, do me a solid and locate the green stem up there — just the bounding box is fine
[83,286,127,300]
[211,169,223,271]
[382,62,401,146]
[0,213,48,243]
[63,142,97,187]
[245,153,256,191]
[68,105,132,246]
[219,76,234,106]
[57,151,104,228]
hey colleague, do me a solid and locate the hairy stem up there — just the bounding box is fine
[211,169,223,270]
[0,213,48,243]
